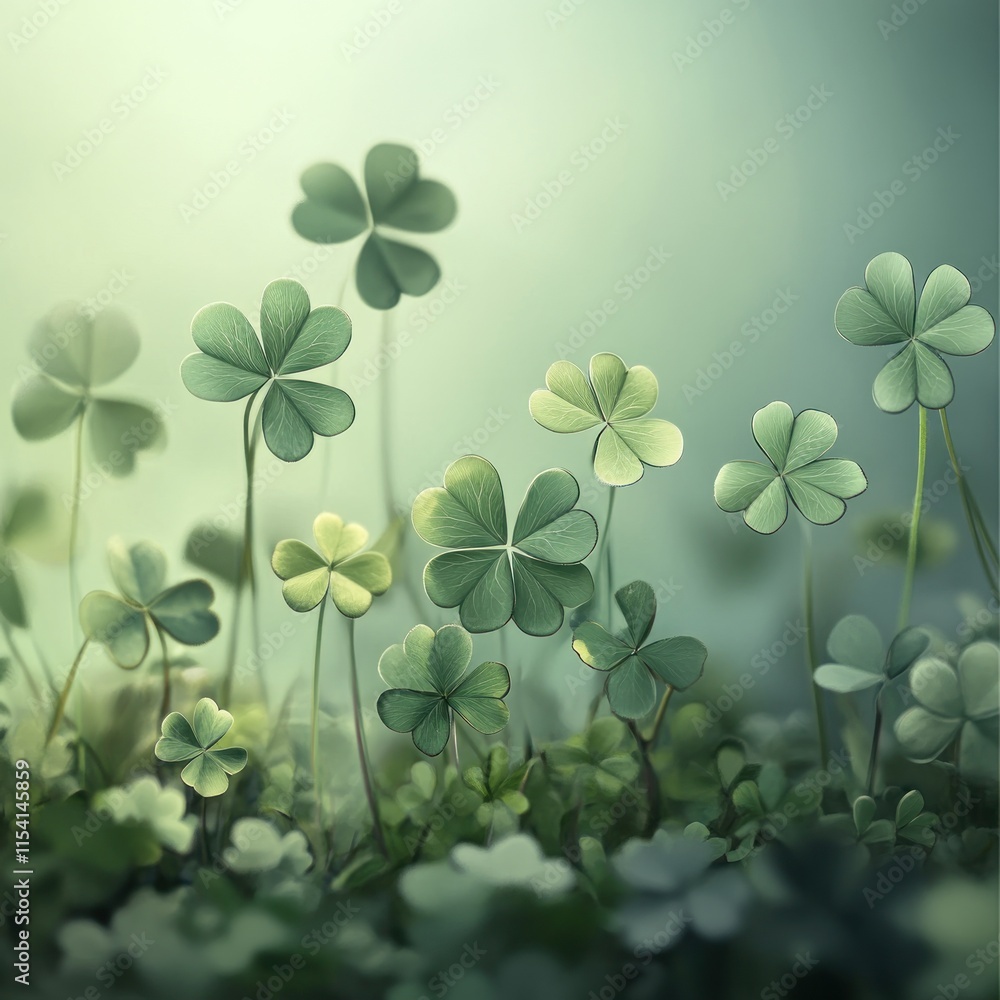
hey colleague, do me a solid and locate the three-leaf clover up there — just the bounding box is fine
[80,539,220,668]
[291,143,457,310]
[412,456,597,635]
[894,642,999,782]
[834,252,996,412]
[572,581,707,719]
[814,616,928,695]
[462,745,532,833]
[714,401,868,534]
[180,279,354,462]
[529,354,683,486]
[271,513,391,617]
[154,697,248,797]
[376,623,510,756]
[12,305,164,472]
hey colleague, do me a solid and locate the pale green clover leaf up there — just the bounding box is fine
[94,775,196,859]
[154,697,248,797]
[12,305,165,473]
[0,485,63,629]
[291,143,457,310]
[80,538,220,668]
[894,642,999,783]
[714,401,868,534]
[180,279,354,462]
[376,623,510,756]
[412,456,597,636]
[529,353,683,487]
[814,615,928,694]
[835,252,996,412]
[271,513,391,617]
[573,580,707,719]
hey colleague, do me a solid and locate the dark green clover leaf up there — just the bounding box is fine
[80,538,220,668]
[835,252,996,412]
[12,305,165,473]
[463,745,532,833]
[545,716,640,797]
[894,641,999,783]
[572,580,707,719]
[412,456,597,636]
[180,279,354,462]
[271,513,391,617]
[291,143,457,310]
[714,400,868,534]
[154,697,248,797]
[529,353,683,487]
[814,615,928,694]
[376,623,510,756]
[893,789,939,848]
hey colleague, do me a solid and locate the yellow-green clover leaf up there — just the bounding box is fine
[270,513,391,617]
[377,624,510,757]
[411,456,597,636]
[180,278,354,462]
[835,252,996,413]
[572,580,707,719]
[529,353,683,487]
[713,401,868,534]
[154,697,248,797]
[291,143,457,310]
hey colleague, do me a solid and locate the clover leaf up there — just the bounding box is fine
[412,456,597,635]
[79,538,220,668]
[12,305,165,472]
[714,400,868,534]
[529,353,683,487]
[271,513,391,617]
[814,616,928,694]
[154,697,248,796]
[0,485,62,629]
[835,252,996,412]
[291,143,457,310]
[544,716,640,798]
[93,775,196,859]
[180,279,354,462]
[463,745,532,833]
[376,623,510,756]
[894,641,999,782]
[572,580,707,719]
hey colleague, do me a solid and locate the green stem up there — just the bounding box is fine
[1,621,39,700]
[801,522,830,765]
[866,695,883,796]
[379,310,398,523]
[46,639,89,744]
[156,625,171,720]
[593,487,616,616]
[898,405,928,631]
[644,685,675,745]
[68,409,85,634]
[450,717,460,772]
[311,599,327,836]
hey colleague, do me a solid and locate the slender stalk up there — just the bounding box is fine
[1,621,39,700]
[27,631,54,688]
[68,409,85,633]
[801,522,830,765]
[46,639,89,744]
[379,310,398,522]
[593,487,617,616]
[199,797,208,865]
[310,599,328,835]
[156,624,171,721]
[628,721,660,836]
[898,405,928,630]
[320,271,352,501]
[644,685,675,745]
[450,718,460,772]
[866,695,884,796]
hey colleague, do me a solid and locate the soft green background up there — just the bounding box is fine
[1,0,996,735]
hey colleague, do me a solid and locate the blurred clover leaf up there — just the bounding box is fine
[412,456,597,635]
[835,252,996,412]
[154,696,248,796]
[94,775,196,861]
[894,641,999,782]
[714,400,868,534]
[223,817,312,876]
[183,521,243,588]
[529,354,683,487]
[0,485,59,628]
[463,745,532,834]
[572,580,707,719]
[291,143,457,310]
[814,616,928,694]
[271,512,391,617]
[450,832,575,897]
[12,305,165,472]
[79,538,220,668]
[376,623,510,756]
[544,716,639,797]
[180,278,354,462]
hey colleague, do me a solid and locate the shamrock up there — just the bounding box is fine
[80,539,220,668]
[529,353,683,487]
[462,745,532,833]
[572,580,706,719]
[12,305,164,472]
[180,279,354,462]
[376,623,510,756]
[835,252,996,412]
[814,616,928,694]
[154,697,248,797]
[714,401,868,534]
[271,513,391,617]
[94,775,196,859]
[544,716,640,798]
[411,456,597,635]
[894,641,999,782]
[291,143,457,310]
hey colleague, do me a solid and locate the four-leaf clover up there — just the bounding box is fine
[835,252,996,412]
[714,401,868,534]
[180,279,354,462]
[376,623,510,756]
[154,697,248,797]
[291,143,457,310]
[412,456,597,635]
[529,354,683,486]
[814,616,928,695]
[572,580,707,718]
